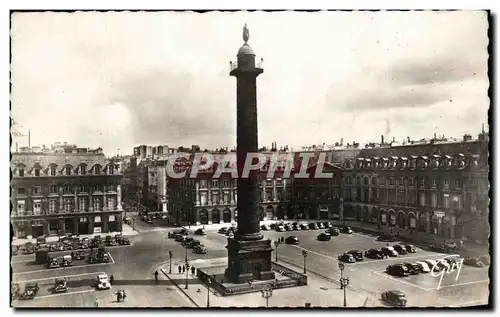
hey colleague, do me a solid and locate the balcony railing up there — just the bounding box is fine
[229,58,263,72]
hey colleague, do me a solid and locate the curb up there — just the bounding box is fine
[160,268,199,308]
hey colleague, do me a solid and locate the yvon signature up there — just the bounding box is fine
[430,254,463,290]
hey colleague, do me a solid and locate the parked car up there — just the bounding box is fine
[328,227,340,236]
[194,245,207,254]
[270,223,278,230]
[179,228,189,235]
[338,253,356,263]
[463,257,485,268]
[21,283,39,300]
[96,273,111,290]
[308,223,319,230]
[48,258,60,269]
[404,244,417,253]
[61,255,72,267]
[317,233,331,241]
[401,263,420,275]
[195,228,207,235]
[377,234,397,242]
[323,222,333,229]
[346,250,364,261]
[381,290,407,307]
[53,278,68,293]
[218,227,229,234]
[183,237,195,248]
[107,238,118,246]
[316,222,325,229]
[190,240,202,248]
[331,214,341,220]
[428,244,450,253]
[423,259,439,270]
[260,225,271,231]
[123,216,132,225]
[11,283,20,300]
[415,261,431,273]
[386,265,409,277]
[292,224,302,231]
[285,236,300,245]
[436,260,451,271]
[73,250,85,260]
[393,245,408,255]
[365,249,383,259]
[120,237,131,245]
[284,224,294,232]
[276,225,286,232]
[299,223,309,230]
[444,257,461,267]
[381,247,398,257]
[341,226,353,234]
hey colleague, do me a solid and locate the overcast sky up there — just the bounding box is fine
[11,11,489,155]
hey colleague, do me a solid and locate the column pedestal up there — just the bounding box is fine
[225,238,275,283]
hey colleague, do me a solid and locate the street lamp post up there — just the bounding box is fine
[338,262,349,307]
[274,240,279,262]
[168,251,173,274]
[302,250,308,274]
[206,277,212,308]
[261,286,274,307]
[184,246,189,289]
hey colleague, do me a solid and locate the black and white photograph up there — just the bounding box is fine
[9,9,491,308]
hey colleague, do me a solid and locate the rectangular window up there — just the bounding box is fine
[389,178,395,185]
[18,168,24,177]
[49,199,57,212]
[64,198,72,212]
[34,169,40,177]
[79,198,86,211]
[223,180,229,188]
[200,180,207,188]
[400,177,404,187]
[431,193,437,208]
[64,185,72,193]
[33,201,41,215]
[408,178,414,186]
[212,180,219,188]
[33,186,42,195]
[419,193,426,207]
[80,166,86,175]
[109,166,114,175]
[93,198,101,211]
[455,180,462,189]
[50,166,56,176]
[65,167,71,176]
[17,187,26,195]
[50,186,57,194]
[107,197,115,210]
[443,194,450,209]
[432,178,437,187]
[17,201,25,215]
[443,179,449,188]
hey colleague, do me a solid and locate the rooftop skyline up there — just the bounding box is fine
[11,11,489,155]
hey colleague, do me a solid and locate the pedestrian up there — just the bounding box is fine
[182,265,186,273]
[191,266,196,275]
[178,265,182,274]
[110,274,114,284]
[460,240,464,249]
[94,298,99,308]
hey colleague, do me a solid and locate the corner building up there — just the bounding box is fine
[11,150,124,239]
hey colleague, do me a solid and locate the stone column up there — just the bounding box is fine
[208,189,212,206]
[426,215,431,233]
[272,179,277,202]
[220,209,224,223]
[103,193,108,211]
[117,184,123,211]
[103,216,109,233]
[74,188,79,212]
[59,188,64,213]
[316,205,320,220]
[195,182,200,206]
[88,216,94,234]
[72,217,79,235]
[208,209,213,225]
[195,208,200,225]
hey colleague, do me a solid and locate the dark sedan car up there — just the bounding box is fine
[316,222,325,229]
[404,244,417,253]
[402,263,420,275]
[338,253,356,263]
[218,227,229,234]
[364,249,383,259]
[323,222,333,229]
[463,257,484,268]
[429,244,450,253]
[317,233,331,241]
[300,223,309,230]
[393,245,408,255]
[285,236,300,245]
[341,226,353,234]
[284,225,294,232]
[381,247,398,257]
[195,228,207,235]
[260,225,271,231]
[292,224,302,231]
[308,223,319,230]
[328,227,340,236]
[381,290,407,307]
[386,265,409,277]
[377,234,397,242]
[346,250,364,261]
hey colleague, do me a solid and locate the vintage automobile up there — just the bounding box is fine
[338,253,356,263]
[401,263,420,275]
[323,222,333,229]
[414,261,431,273]
[48,258,60,269]
[381,290,407,307]
[328,227,340,236]
[365,249,384,259]
[284,224,294,232]
[96,273,111,290]
[428,244,450,253]
[123,216,132,225]
[308,223,319,230]
[11,283,20,300]
[393,245,408,255]
[317,233,331,241]
[61,255,73,266]
[107,238,118,246]
[183,237,195,248]
[386,265,409,277]
[73,250,86,260]
[21,283,39,300]
[53,278,68,293]
[194,245,207,254]
[299,223,309,230]
[276,225,286,232]
[316,222,325,229]
[380,247,398,257]
[377,234,397,242]
[195,228,208,235]
[340,226,353,234]
[218,227,229,234]
[404,244,417,253]
[423,259,439,270]
[260,225,271,231]
[100,253,111,263]
[120,237,131,245]
[463,257,485,268]
[285,236,300,245]
[346,250,364,261]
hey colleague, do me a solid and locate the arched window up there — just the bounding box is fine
[34,168,40,177]
[65,166,72,176]
[94,165,101,175]
[50,165,57,176]
[108,165,114,175]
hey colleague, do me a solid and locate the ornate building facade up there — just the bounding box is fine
[11,150,123,239]
[342,132,489,243]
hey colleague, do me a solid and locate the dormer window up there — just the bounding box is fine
[108,165,114,175]
[94,166,101,175]
[80,165,86,175]
[34,168,40,177]
[65,166,72,176]
[18,168,24,177]
[50,165,57,176]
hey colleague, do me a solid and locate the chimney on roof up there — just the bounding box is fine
[381,135,384,144]
[392,137,395,143]
[407,136,411,143]
[434,132,437,140]
[340,138,343,146]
